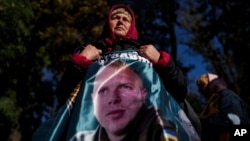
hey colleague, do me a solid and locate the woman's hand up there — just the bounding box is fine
[139,44,160,63]
[80,44,102,61]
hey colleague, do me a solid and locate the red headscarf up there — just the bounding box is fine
[101,4,138,45]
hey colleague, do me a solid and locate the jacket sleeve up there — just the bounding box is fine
[55,53,92,108]
[153,51,188,103]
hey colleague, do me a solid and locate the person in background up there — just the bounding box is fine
[197,73,250,141]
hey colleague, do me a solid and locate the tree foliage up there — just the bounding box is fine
[0,0,33,140]
[1,0,109,140]
[178,0,250,102]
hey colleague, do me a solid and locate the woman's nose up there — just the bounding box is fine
[117,18,124,24]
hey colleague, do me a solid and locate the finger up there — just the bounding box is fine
[139,51,146,57]
[97,54,101,60]
[139,47,145,53]
[98,49,102,54]
[87,44,95,49]
[138,49,143,55]
[140,46,147,50]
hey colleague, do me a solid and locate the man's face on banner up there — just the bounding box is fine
[92,64,146,134]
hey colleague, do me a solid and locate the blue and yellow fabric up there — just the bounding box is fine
[32,50,200,141]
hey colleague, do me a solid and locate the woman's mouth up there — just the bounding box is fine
[115,27,124,30]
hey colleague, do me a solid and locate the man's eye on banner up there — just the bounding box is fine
[32,50,200,141]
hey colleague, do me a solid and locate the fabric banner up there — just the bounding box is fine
[32,50,200,141]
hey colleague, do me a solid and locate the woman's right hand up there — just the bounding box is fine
[79,44,102,61]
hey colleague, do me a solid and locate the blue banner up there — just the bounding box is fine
[32,50,200,141]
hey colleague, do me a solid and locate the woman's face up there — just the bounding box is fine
[110,13,132,38]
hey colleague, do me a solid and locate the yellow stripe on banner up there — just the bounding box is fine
[163,129,178,141]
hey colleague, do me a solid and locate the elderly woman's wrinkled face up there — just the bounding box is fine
[110,10,132,38]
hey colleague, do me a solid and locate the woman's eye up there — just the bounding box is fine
[111,15,119,20]
[123,18,130,22]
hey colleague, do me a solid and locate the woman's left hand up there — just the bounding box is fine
[139,44,160,63]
